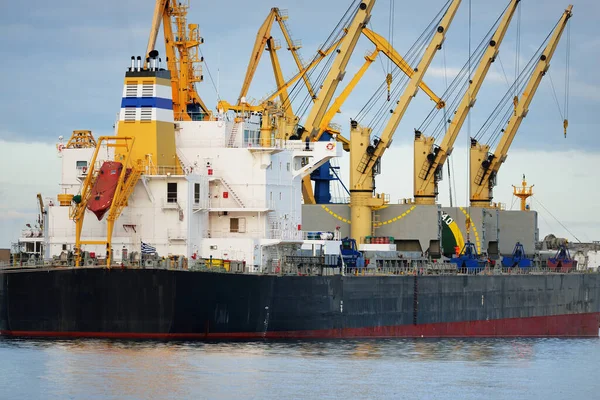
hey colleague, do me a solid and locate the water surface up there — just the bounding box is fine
[0,337,598,399]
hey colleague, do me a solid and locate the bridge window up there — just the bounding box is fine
[167,183,178,203]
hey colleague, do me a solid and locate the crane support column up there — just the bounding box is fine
[349,121,386,243]
[350,0,461,243]
[470,5,572,208]
[414,0,520,205]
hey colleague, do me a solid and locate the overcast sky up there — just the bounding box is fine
[0,0,598,246]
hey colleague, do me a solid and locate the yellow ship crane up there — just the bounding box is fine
[315,27,445,148]
[300,26,446,204]
[349,0,461,244]
[413,0,520,205]
[238,8,316,106]
[470,5,572,208]
[146,0,209,121]
[296,0,375,203]
[70,136,142,267]
[300,1,375,143]
[216,35,346,141]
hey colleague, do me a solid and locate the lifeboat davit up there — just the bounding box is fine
[86,161,130,220]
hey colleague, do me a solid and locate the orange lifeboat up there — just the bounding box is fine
[87,161,130,220]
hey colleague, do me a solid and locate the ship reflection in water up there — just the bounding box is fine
[0,337,598,399]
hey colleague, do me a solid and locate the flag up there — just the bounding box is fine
[141,241,157,254]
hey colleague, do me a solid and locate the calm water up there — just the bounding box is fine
[0,336,599,399]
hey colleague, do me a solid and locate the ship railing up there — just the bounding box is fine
[268,229,303,241]
[329,197,350,204]
[177,138,227,148]
[205,229,264,238]
[20,229,44,238]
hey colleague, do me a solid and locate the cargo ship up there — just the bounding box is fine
[2,0,599,339]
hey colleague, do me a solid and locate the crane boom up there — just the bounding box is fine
[301,1,376,142]
[470,5,573,208]
[349,0,461,243]
[318,28,445,140]
[145,0,170,67]
[238,9,278,104]
[413,0,520,205]
[274,12,317,100]
[362,28,444,109]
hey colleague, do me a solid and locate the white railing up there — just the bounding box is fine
[268,229,303,240]
[329,197,350,204]
[20,229,43,238]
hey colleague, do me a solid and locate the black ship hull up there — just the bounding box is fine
[1,267,599,338]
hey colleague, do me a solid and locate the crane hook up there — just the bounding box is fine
[563,119,568,138]
[386,73,393,101]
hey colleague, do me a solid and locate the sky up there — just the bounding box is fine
[0,0,598,246]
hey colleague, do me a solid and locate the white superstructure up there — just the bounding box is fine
[42,115,340,270]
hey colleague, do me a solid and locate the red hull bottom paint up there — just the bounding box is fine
[2,313,599,340]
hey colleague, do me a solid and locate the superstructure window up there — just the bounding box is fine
[194,183,200,204]
[230,218,246,233]
[167,183,178,203]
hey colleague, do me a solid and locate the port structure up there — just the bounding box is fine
[69,136,141,267]
[145,0,209,120]
[413,0,520,206]
[470,5,572,208]
[348,0,461,244]
[513,174,534,211]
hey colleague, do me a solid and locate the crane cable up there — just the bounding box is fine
[275,0,359,119]
[386,0,395,101]
[290,1,359,119]
[465,0,472,217]
[531,196,581,243]
[354,0,452,131]
[442,44,454,207]
[470,21,557,146]
[547,21,571,138]
[416,2,509,140]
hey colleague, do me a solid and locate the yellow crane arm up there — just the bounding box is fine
[315,27,447,143]
[362,28,444,109]
[302,0,376,140]
[263,35,345,105]
[354,0,461,189]
[413,0,520,205]
[470,5,573,207]
[146,0,170,66]
[275,11,316,100]
[238,9,278,104]
[267,37,296,120]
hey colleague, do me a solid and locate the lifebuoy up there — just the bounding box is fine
[326,143,334,150]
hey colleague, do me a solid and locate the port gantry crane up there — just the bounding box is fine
[349,0,461,244]
[469,5,572,208]
[413,0,520,205]
[146,0,209,120]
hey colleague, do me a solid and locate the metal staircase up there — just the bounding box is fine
[218,177,245,207]
[227,123,240,148]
